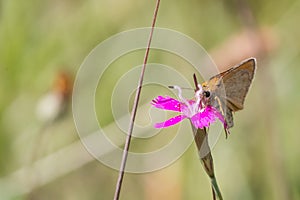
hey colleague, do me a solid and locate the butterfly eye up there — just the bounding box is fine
[203,91,210,98]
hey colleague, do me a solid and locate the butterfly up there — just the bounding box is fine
[198,57,256,137]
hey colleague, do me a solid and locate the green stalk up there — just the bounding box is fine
[192,126,223,200]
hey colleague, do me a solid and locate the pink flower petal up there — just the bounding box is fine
[208,106,227,128]
[191,113,215,128]
[151,96,182,112]
[190,106,227,129]
[151,95,228,130]
[154,115,187,128]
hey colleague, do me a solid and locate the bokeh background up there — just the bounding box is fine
[0,0,300,199]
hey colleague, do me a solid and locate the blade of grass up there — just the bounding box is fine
[113,1,161,199]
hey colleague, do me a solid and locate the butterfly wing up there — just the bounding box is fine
[219,58,256,111]
[202,58,256,128]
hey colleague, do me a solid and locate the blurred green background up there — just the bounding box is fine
[0,0,300,199]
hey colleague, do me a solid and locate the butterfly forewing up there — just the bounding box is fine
[202,58,256,128]
[221,58,256,111]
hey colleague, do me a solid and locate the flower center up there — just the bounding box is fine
[172,85,205,118]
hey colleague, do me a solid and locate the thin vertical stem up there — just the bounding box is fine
[212,186,216,200]
[113,1,161,200]
[193,74,223,200]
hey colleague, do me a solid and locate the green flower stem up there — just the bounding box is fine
[192,126,223,200]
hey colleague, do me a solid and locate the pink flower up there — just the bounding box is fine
[151,86,227,129]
